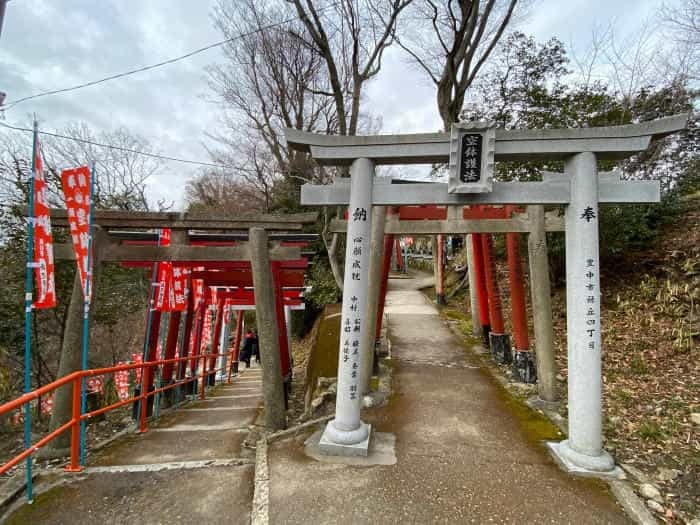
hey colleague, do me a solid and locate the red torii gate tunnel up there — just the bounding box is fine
[372,204,535,382]
[119,235,310,416]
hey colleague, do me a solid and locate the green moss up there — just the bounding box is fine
[638,421,667,442]
[4,484,68,524]
[437,305,561,443]
[306,304,341,393]
[490,377,563,443]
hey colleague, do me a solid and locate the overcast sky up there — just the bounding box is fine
[0,0,665,207]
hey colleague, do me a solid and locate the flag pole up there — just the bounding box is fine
[79,160,96,466]
[22,120,39,503]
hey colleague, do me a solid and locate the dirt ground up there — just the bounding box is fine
[446,202,699,523]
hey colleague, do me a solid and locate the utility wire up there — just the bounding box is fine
[0,2,339,110]
[0,120,232,169]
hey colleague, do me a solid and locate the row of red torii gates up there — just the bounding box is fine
[41,201,563,450]
[336,201,562,401]
[1,114,686,490]
[39,209,318,456]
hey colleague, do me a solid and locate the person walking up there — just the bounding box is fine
[240,329,255,368]
[251,329,260,365]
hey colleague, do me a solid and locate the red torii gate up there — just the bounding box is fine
[74,228,313,428]
[372,204,533,379]
[117,234,308,390]
[190,264,306,384]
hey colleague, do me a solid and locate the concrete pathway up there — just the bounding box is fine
[3,367,263,525]
[268,274,630,524]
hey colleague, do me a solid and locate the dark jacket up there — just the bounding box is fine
[240,333,254,361]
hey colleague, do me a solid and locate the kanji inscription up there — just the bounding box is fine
[459,133,483,183]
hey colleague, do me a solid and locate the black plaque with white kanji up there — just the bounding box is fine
[459,133,483,183]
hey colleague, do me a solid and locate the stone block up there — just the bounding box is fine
[319,423,372,457]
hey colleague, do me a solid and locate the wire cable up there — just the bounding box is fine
[0,120,232,169]
[0,2,339,110]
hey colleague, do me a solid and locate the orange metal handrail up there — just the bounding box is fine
[0,348,238,475]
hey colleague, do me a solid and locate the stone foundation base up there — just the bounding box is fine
[489,333,511,364]
[319,422,372,457]
[512,351,537,383]
[547,440,623,479]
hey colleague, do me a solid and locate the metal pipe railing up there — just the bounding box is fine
[0,347,238,476]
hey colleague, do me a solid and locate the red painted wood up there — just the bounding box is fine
[161,311,181,381]
[272,262,291,378]
[471,234,490,328]
[481,234,505,334]
[398,205,447,220]
[375,233,394,340]
[506,228,529,351]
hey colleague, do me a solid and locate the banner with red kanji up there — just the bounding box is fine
[60,166,93,300]
[159,228,171,247]
[114,366,130,401]
[192,279,205,309]
[32,134,56,309]
[200,308,212,352]
[155,264,189,312]
[132,353,143,383]
[155,262,174,311]
[171,266,189,311]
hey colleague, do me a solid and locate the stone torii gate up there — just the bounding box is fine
[46,210,316,454]
[285,114,688,476]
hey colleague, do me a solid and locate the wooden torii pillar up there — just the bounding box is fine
[286,113,688,474]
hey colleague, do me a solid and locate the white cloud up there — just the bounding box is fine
[0,0,668,207]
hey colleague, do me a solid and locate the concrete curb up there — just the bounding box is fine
[251,439,269,525]
[250,415,333,525]
[249,341,395,524]
[249,317,394,524]
[610,480,659,525]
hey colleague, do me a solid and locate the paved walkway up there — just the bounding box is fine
[268,274,630,524]
[4,367,263,525]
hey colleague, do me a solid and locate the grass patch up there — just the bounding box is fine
[638,421,667,442]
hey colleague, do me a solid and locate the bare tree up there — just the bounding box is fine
[659,0,699,82]
[286,0,413,136]
[45,123,162,210]
[569,25,613,91]
[208,0,337,181]
[661,0,700,48]
[185,168,268,215]
[602,17,661,114]
[394,0,521,129]
[208,0,408,289]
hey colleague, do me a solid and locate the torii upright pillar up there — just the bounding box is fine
[249,228,287,431]
[548,152,616,473]
[319,158,374,456]
[360,205,387,395]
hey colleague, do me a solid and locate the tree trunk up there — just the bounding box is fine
[41,229,105,457]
